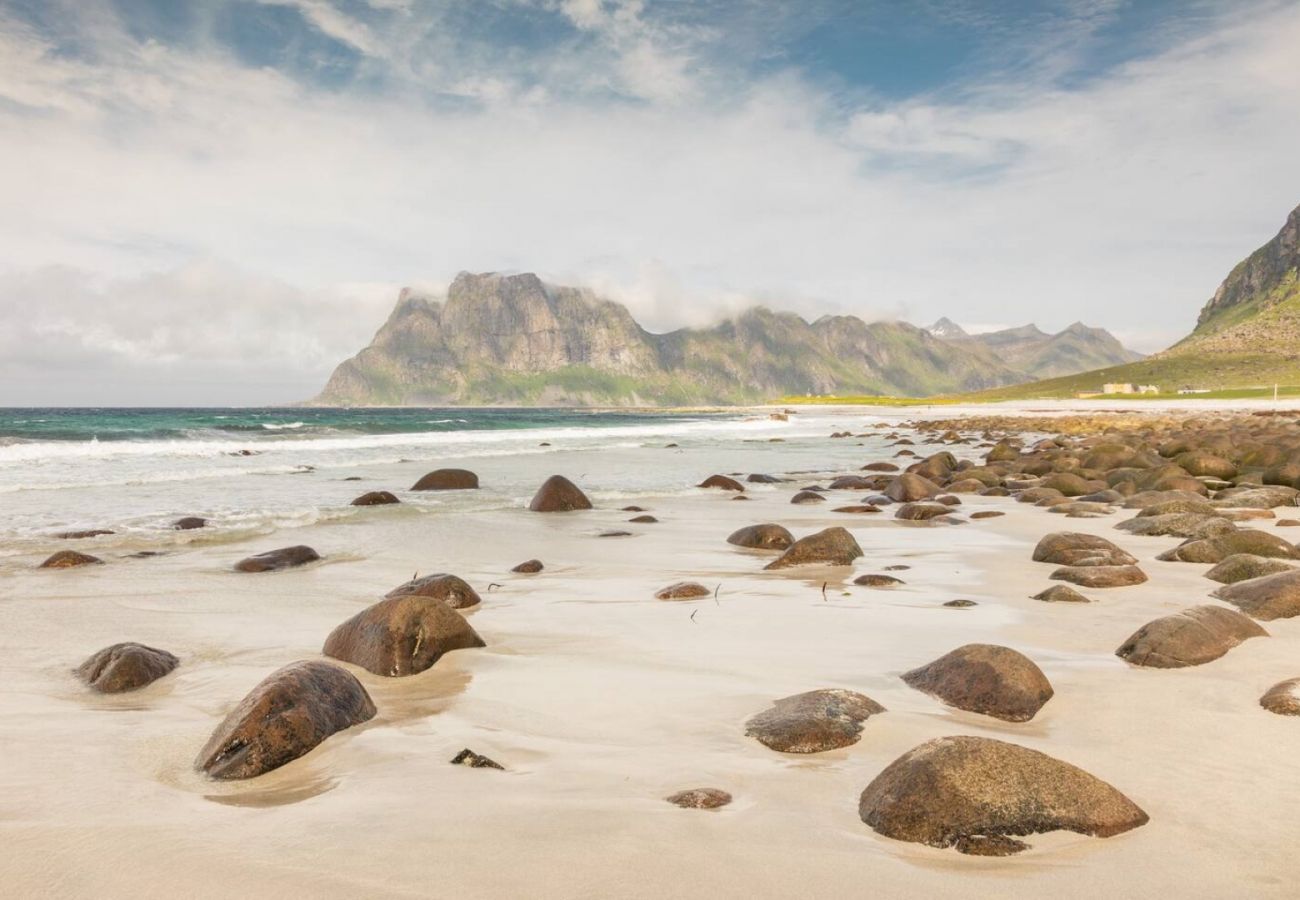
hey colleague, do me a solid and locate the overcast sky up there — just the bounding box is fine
[1,0,1299,405]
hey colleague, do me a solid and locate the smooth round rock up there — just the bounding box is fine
[351,490,400,506]
[655,581,711,601]
[529,475,593,512]
[901,644,1053,722]
[411,468,479,491]
[234,545,319,572]
[764,527,863,570]
[385,573,482,609]
[745,688,885,753]
[77,642,179,693]
[1116,605,1267,668]
[323,594,485,676]
[40,550,103,569]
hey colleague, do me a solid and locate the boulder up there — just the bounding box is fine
[828,475,875,490]
[1033,585,1090,603]
[385,573,481,609]
[858,736,1148,856]
[172,516,207,530]
[234,545,320,573]
[512,559,543,573]
[902,644,1053,722]
[970,510,1005,520]
[744,688,884,753]
[834,504,881,514]
[764,527,863,570]
[1175,451,1237,479]
[1040,473,1099,497]
[1051,565,1148,588]
[894,502,952,521]
[77,642,179,693]
[666,788,732,809]
[746,473,781,483]
[1116,605,1267,668]
[862,462,899,472]
[1260,678,1300,716]
[884,473,942,503]
[855,574,904,587]
[1212,569,1300,620]
[1205,554,1296,585]
[629,514,658,523]
[323,594,485,676]
[58,529,114,539]
[196,660,376,779]
[726,523,794,551]
[529,475,593,512]
[1157,530,1300,563]
[1116,513,1235,539]
[411,468,479,491]
[985,440,1020,463]
[655,581,711,601]
[40,550,103,569]
[1032,533,1137,567]
[1212,485,1299,509]
[351,490,400,506]
[698,474,745,492]
[790,490,826,504]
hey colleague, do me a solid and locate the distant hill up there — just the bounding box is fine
[965,202,1300,400]
[313,272,1140,406]
[926,320,1143,381]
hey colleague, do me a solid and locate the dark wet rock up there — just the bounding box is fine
[698,474,745,492]
[529,475,593,512]
[655,581,712,600]
[173,516,207,530]
[970,510,1005,519]
[77,642,179,693]
[1033,584,1090,603]
[628,514,658,523]
[599,530,632,537]
[858,736,1148,855]
[902,644,1053,722]
[854,574,904,587]
[944,599,977,608]
[386,573,482,609]
[1212,569,1300,620]
[1157,529,1300,563]
[622,506,646,512]
[196,660,376,780]
[58,529,114,539]
[746,473,781,483]
[234,545,320,573]
[727,523,794,551]
[1051,564,1147,588]
[1260,679,1300,715]
[324,594,485,676]
[450,748,504,769]
[791,490,827,504]
[833,504,881,514]
[829,475,875,490]
[862,462,899,472]
[666,788,732,809]
[885,473,942,502]
[40,550,103,569]
[1205,554,1296,585]
[744,688,884,753]
[895,502,952,521]
[1116,605,1267,667]
[411,468,479,491]
[511,559,543,573]
[351,490,400,506]
[1032,533,1137,567]
[342,476,363,481]
[764,527,863,570]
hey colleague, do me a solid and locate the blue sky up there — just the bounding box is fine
[0,0,1298,403]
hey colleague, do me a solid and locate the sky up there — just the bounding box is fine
[1,0,1298,405]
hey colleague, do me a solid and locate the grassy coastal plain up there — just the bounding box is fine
[2,403,1299,898]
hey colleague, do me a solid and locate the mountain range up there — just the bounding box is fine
[314,274,1141,406]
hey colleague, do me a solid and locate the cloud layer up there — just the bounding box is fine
[1,0,1298,403]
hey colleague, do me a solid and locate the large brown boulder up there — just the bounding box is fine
[1213,485,1300,509]
[1204,554,1296,585]
[884,473,942,502]
[40,550,103,569]
[1156,530,1300,563]
[985,440,1020,463]
[894,502,953,521]
[1116,605,1267,668]
[1032,532,1137,567]
[234,545,320,572]
[1050,564,1148,588]
[173,516,207,530]
[529,475,593,512]
[323,594,485,676]
[351,490,400,506]
[1260,678,1300,715]
[698,474,745,491]
[902,644,1053,722]
[411,468,479,491]
[726,523,794,551]
[385,573,481,609]
[745,689,884,753]
[858,736,1148,856]
[196,660,376,779]
[1212,569,1300,620]
[1116,513,1235,539]
[1040,473,1100,497]
[764,527,863,570]
[1175,451,1237,479]
[77,642,179,693]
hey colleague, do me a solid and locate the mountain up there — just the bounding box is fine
[925,317,969,339]
[965,201,1300,399]
[314,271,1137,406]
[926,320,1144,380]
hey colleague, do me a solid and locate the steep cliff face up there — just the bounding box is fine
[1195,203,1300,328]
[314,271,1134,406]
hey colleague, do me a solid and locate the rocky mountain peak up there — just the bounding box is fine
[926,317,968,339]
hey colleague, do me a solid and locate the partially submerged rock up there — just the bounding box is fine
[1116,605,1267,668]
[655,581,711,600]
[1260,678,1300,716]
[858,736,1148,855]
[764,527,863,570]
[855,574,903,587]
[323,594,485,676]
[529,475,593,512]
[234,545,320,573]
[351,490,400,506]
[726,523,794,551]
[411,468,479,491]
[894,502,952,521]
[698,474,745,492]
[40,550,103,569]
[1033,585,1090,603]
[385,573,482,609]
[790,490,826,504]
[902,644,1053,722]
[196,660,376,780]
[745,688,884,753]
[666,787,732,809]
[884,473,942,502]
[1212,569,1300,620]
[512,559,543,573]
[77,642,179,693]
[172,516,207,530]
[1032,533,1137,567]
[1050,564,1148,588]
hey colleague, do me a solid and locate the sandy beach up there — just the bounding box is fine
[3,403,1299,899]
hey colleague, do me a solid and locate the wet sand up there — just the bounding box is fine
[3,409,1299,898]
